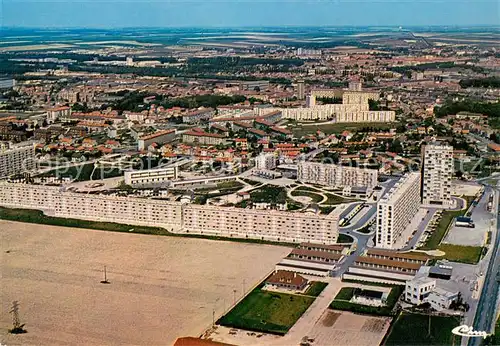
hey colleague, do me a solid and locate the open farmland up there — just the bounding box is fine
[0,221,290,345]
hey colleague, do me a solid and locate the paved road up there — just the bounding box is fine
[468,185,500,346]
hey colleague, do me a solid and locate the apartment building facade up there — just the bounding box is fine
[405,277,437,305]
[297,161,378,188]
[343,249,429,285]
[181,204,339,244]
[182,131,228,146]
[138,129,176,151]
[46,106,71,123]
[421,144,453,207]
[0,183,183,230]
[124,166,178,187]
[0,141,36,178]
[376,172,421,249]
[182,108,215,124]
[0,182,339,245]
[405,276,459,311]
[280,104,394,122]
[255,153,276,170]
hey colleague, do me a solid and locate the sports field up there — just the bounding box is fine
[0,221,290,345]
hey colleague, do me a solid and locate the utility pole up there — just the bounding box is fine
[11,301,20,330]
[233,289,237,305]
[427,314,431,338]
[9,301,26,334]
[100,265,110,284]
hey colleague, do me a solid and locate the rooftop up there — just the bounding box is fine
[379,172,421,205]
[139,129,176,141]
[366,249,429,262]
[183,131,225,138]
[355,256,423,271]
[265,270,308,287]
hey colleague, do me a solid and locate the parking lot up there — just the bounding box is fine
[444,188,493,246]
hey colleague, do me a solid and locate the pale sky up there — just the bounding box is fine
[2,0,499,28]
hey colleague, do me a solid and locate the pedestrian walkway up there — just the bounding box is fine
[272,279,341,345]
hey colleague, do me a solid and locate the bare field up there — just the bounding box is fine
[0,221,290,345]
[308,310,391,346]
[0,44,73,52]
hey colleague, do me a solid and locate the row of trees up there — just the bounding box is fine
[434,100,500,119]
[108,91,247,112]
[459,77,500,89]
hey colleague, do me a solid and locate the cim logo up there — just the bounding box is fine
[452,325,490,339]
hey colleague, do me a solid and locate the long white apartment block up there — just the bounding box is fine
[281,90,393,122]
[181,204,339,244]
[0,141,36,178]
[309,90,379,101]
[280,105,395,122]
[342,91,379,104]
[124,166,178,187]
[376,172,421,249]
[297,161,378,188]
[421,143,453,207]
[55,193,182,229]
[0,183,183,230]
[0,182,339,244]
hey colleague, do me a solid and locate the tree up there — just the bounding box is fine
[388,139,404,154]
[71,103,90,112]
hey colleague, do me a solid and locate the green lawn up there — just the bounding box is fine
[286,198,304,211]
[331,286,404,316]
[303,282,328,297]
[356,224,373,234]
[240,178,262,186]
[437,244,484,264]
[333,287,355,301]
[296,186,321,192]
[319,206,336,214]
[337,234,354,243]
[323,193,357,205]
[485,317,500,345]
[292,122,398,137]
[250,186,287,204]
[39,163,122,181]
[218,286,315,335]
[384,312,460,345]
[0,207,170,235]
[341,278,400,288]
[217,181,244,189]
[420,198,471,250]
[290,190,324,203]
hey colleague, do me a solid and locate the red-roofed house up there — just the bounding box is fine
[265,270,308,291]
[234,138,248,150]
[182,130,228,146]
[138,129,176,151]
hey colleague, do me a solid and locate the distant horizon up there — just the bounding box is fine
[3,0,499,28]
[2,24,500,30]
